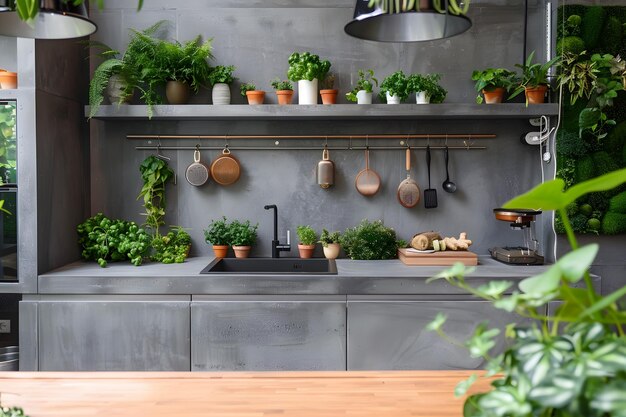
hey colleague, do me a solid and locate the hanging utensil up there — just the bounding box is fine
[210,147,241,186]
[397,147,420,208]
[185,146,210,187]
[424,144,438,208]
[442,145,457,193]
[355,147,381,197]
[317,145,335,189]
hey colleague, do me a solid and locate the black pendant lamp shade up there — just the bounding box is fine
[344,0,471,42]
[0,0,97,39]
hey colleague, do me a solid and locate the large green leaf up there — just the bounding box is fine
[564,168,626,204]
[455,374,478,397]
[477,281,513,298]
[519,265,561,294]
[558,244,598,283]
[590,380,626,417]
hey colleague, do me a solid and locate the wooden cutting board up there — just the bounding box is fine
[398,248,478,266]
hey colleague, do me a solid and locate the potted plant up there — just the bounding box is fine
[204,216,230,258]
[379,71,409,104]
[346,69,378,104]
[151,226,192,263]
[340,220,400,260]
[510,51,561,105]
[209,65,236,105]
[471,67,518,104]
[0,70,17,89]
[427,168,626,417]
[287,51,331,105]
[319,229,341,260]
[157,36,213,105]
[320,73,338,105]
[406,73,447,104]
[229,219,258,258]
[240,82,265,105]
[296,225,318,259]
[270,78,294,105]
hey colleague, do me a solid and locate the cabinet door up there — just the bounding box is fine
[38,296,190,371]
[348,300,533,370]
[192,296,346,371]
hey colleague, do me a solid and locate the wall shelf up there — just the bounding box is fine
[85,103,560,121]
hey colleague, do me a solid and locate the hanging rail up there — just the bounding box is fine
[127,133,496,140]
[134,145,486,151]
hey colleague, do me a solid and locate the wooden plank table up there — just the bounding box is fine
[0,371,493,417]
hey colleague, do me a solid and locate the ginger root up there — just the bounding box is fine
[410,231,442,251]
[440,232,472,251]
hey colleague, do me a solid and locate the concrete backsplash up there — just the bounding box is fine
[88,1,556,260]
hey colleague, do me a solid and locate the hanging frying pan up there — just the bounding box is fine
[397,148,420,208]
[355,147,381,196]
[210,147,241,186]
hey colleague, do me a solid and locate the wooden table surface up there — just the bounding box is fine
[0,371,492,417]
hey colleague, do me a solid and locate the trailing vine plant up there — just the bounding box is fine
[138,155,174,238]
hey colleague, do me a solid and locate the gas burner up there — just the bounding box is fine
[491,208,544,265]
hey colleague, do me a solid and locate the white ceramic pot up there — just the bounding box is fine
[106,74,133,104]
[415,91,431,104]
[212,83,231,105]
[298,79,318,105]
[356,90,372,104]
[386,92,401,104]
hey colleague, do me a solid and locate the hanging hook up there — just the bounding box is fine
[155,136,170,161]
[366,134,369,150]
[445,134,448,146]
[325,136,328,147]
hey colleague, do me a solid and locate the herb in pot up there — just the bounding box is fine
[471,68,518,103]
[340,219,399,260]
[270,78,293,91]
[509,50,561,104]
[77,213,152,267]
[229,220,258,246]
[296,225,318,245]
[427,168,626,417]
[319,229,341,247]
[378,71,409,103]
[346,69,378,102]
[208,65,236,85]
[138,155,174,237]
[287,52,331,82]
[406,73,447,103]
[240,83,256,96]
[204,216,231,246]
[320,73,336,90]
[151,226,191,264]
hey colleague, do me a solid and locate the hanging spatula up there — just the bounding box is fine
[424,144,438,209]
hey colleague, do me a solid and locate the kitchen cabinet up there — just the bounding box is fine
[36,296,190,371]
[191,296,346,371]
[347,298,537,371]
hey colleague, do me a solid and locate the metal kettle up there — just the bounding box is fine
[317,145,334,189]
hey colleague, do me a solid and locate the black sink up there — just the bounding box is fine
[200,258,338,275]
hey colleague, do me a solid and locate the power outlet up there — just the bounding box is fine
[0,320,10,334]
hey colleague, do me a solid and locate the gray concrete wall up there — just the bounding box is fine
[86,1,557,260]
[0,36,17,72]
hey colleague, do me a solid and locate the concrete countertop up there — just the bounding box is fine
[37,257,551,295]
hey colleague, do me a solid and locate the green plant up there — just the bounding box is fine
[77,213,152,267]
[0,103,17,185]
[270,78,293,91]
[320,73,335,90]
[0,400,27,417]
[204,217,230,246]
[12,0,143,21]
[471,68,518,103]
[138,155,174,237]
[580,6,606,50]
[208,65,236,85]
[319,229,341,247]
[340,219,398,260]
[154,35,213,91]
[240,83,256,96]
[151,226,191,264]
[229,220,258,246]
[296,225,318,245]
[287,52,331,82]
[367,0,470,15]
[556,36,585,56]
[378,71,409,102]
[510,51,561,103]
[346,69,378,102]
[427,167,626,417]
[406,73,447,103]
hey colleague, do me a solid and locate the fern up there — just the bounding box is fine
[89,58,122,118]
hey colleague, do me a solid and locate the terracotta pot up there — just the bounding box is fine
[525,85,548,104]
[212,245,229,258]
[106,74,133,104]
[482,87,505,104]
[0,71,17,89]
[323,243,340,260]
[232,245,251,258]
[166,80,190,104]
[276,90,294,105]
[320,89,338,105]
[245,90,265,105]
[298,244,316,259]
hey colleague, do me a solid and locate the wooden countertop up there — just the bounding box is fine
[0,371,492,416]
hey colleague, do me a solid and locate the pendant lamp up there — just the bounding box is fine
[0,0,97,39]
[344,0,471,42]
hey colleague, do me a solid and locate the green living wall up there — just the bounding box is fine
[557,4,626,235]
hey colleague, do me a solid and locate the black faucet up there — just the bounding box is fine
[264,204,291,258]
